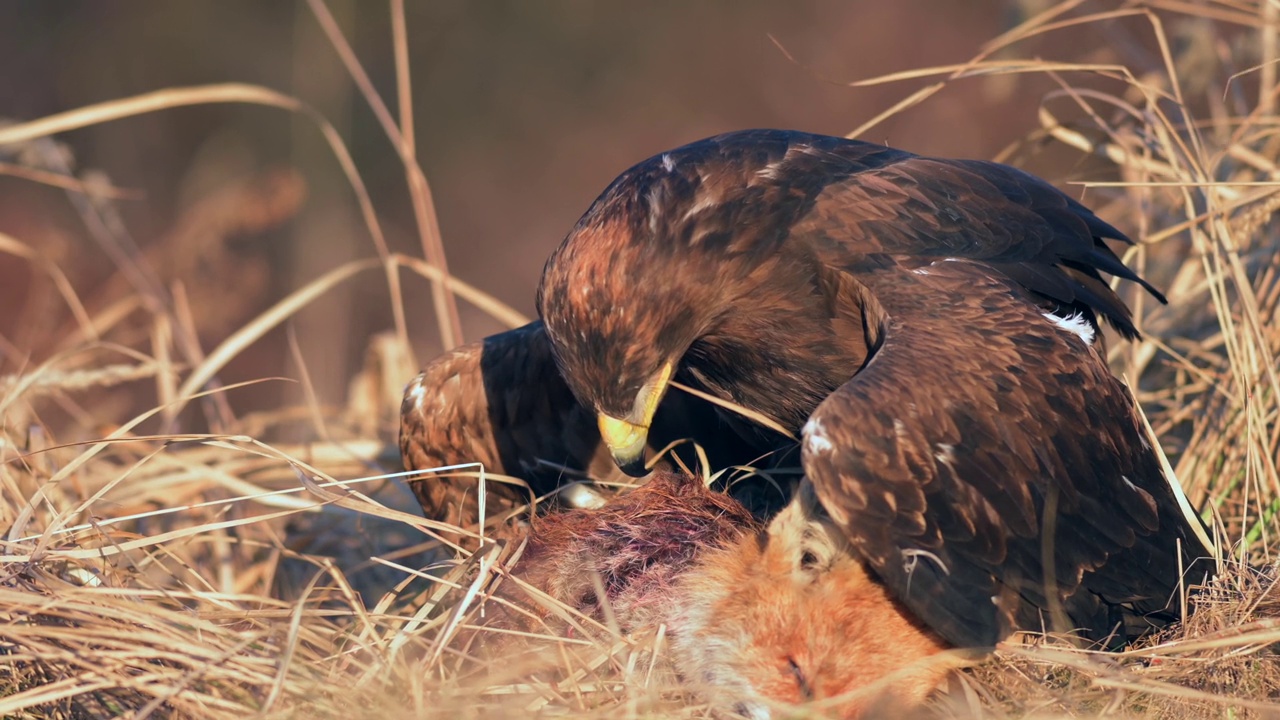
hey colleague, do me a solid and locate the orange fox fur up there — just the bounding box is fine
[668,482,959,718]
[475,473,965,717]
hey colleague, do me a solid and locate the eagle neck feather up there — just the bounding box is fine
[683,262,877,435]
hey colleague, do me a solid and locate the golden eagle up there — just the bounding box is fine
[403,129,1215,649]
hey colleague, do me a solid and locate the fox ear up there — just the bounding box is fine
[767,479,851,577]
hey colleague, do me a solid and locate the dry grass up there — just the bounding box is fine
[1,1,1278,717]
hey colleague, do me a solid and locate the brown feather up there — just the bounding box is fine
[801,260,1209,647]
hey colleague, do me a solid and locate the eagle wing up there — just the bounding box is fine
[794,159,1214,648]
[399,321,611,540]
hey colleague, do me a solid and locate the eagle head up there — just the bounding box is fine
[537,131,862,477]
[537,208,716,477]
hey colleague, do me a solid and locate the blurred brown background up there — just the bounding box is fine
[0,1,1199,426]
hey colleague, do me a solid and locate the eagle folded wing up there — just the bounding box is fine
[800,262,1213,648]
[788,151,1214,647]
[399,321,610,542]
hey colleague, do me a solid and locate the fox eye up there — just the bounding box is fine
[800,550,821,570]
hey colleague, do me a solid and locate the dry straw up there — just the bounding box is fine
[1,1,1277,718]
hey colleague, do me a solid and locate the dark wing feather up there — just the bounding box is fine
[799,262,1213,648]
[400,321,781,544]
[790,154,1165,339]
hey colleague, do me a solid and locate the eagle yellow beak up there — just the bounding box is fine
[598,415,650,477]
[598,362,674,477]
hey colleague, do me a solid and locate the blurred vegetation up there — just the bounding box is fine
[2,0,1131,416]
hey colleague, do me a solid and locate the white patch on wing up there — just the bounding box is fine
[661,153,675,172]
[1042,311,1096,346]
[802,417,833,455]
[406,379,427,404]
[934,443,956,466]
